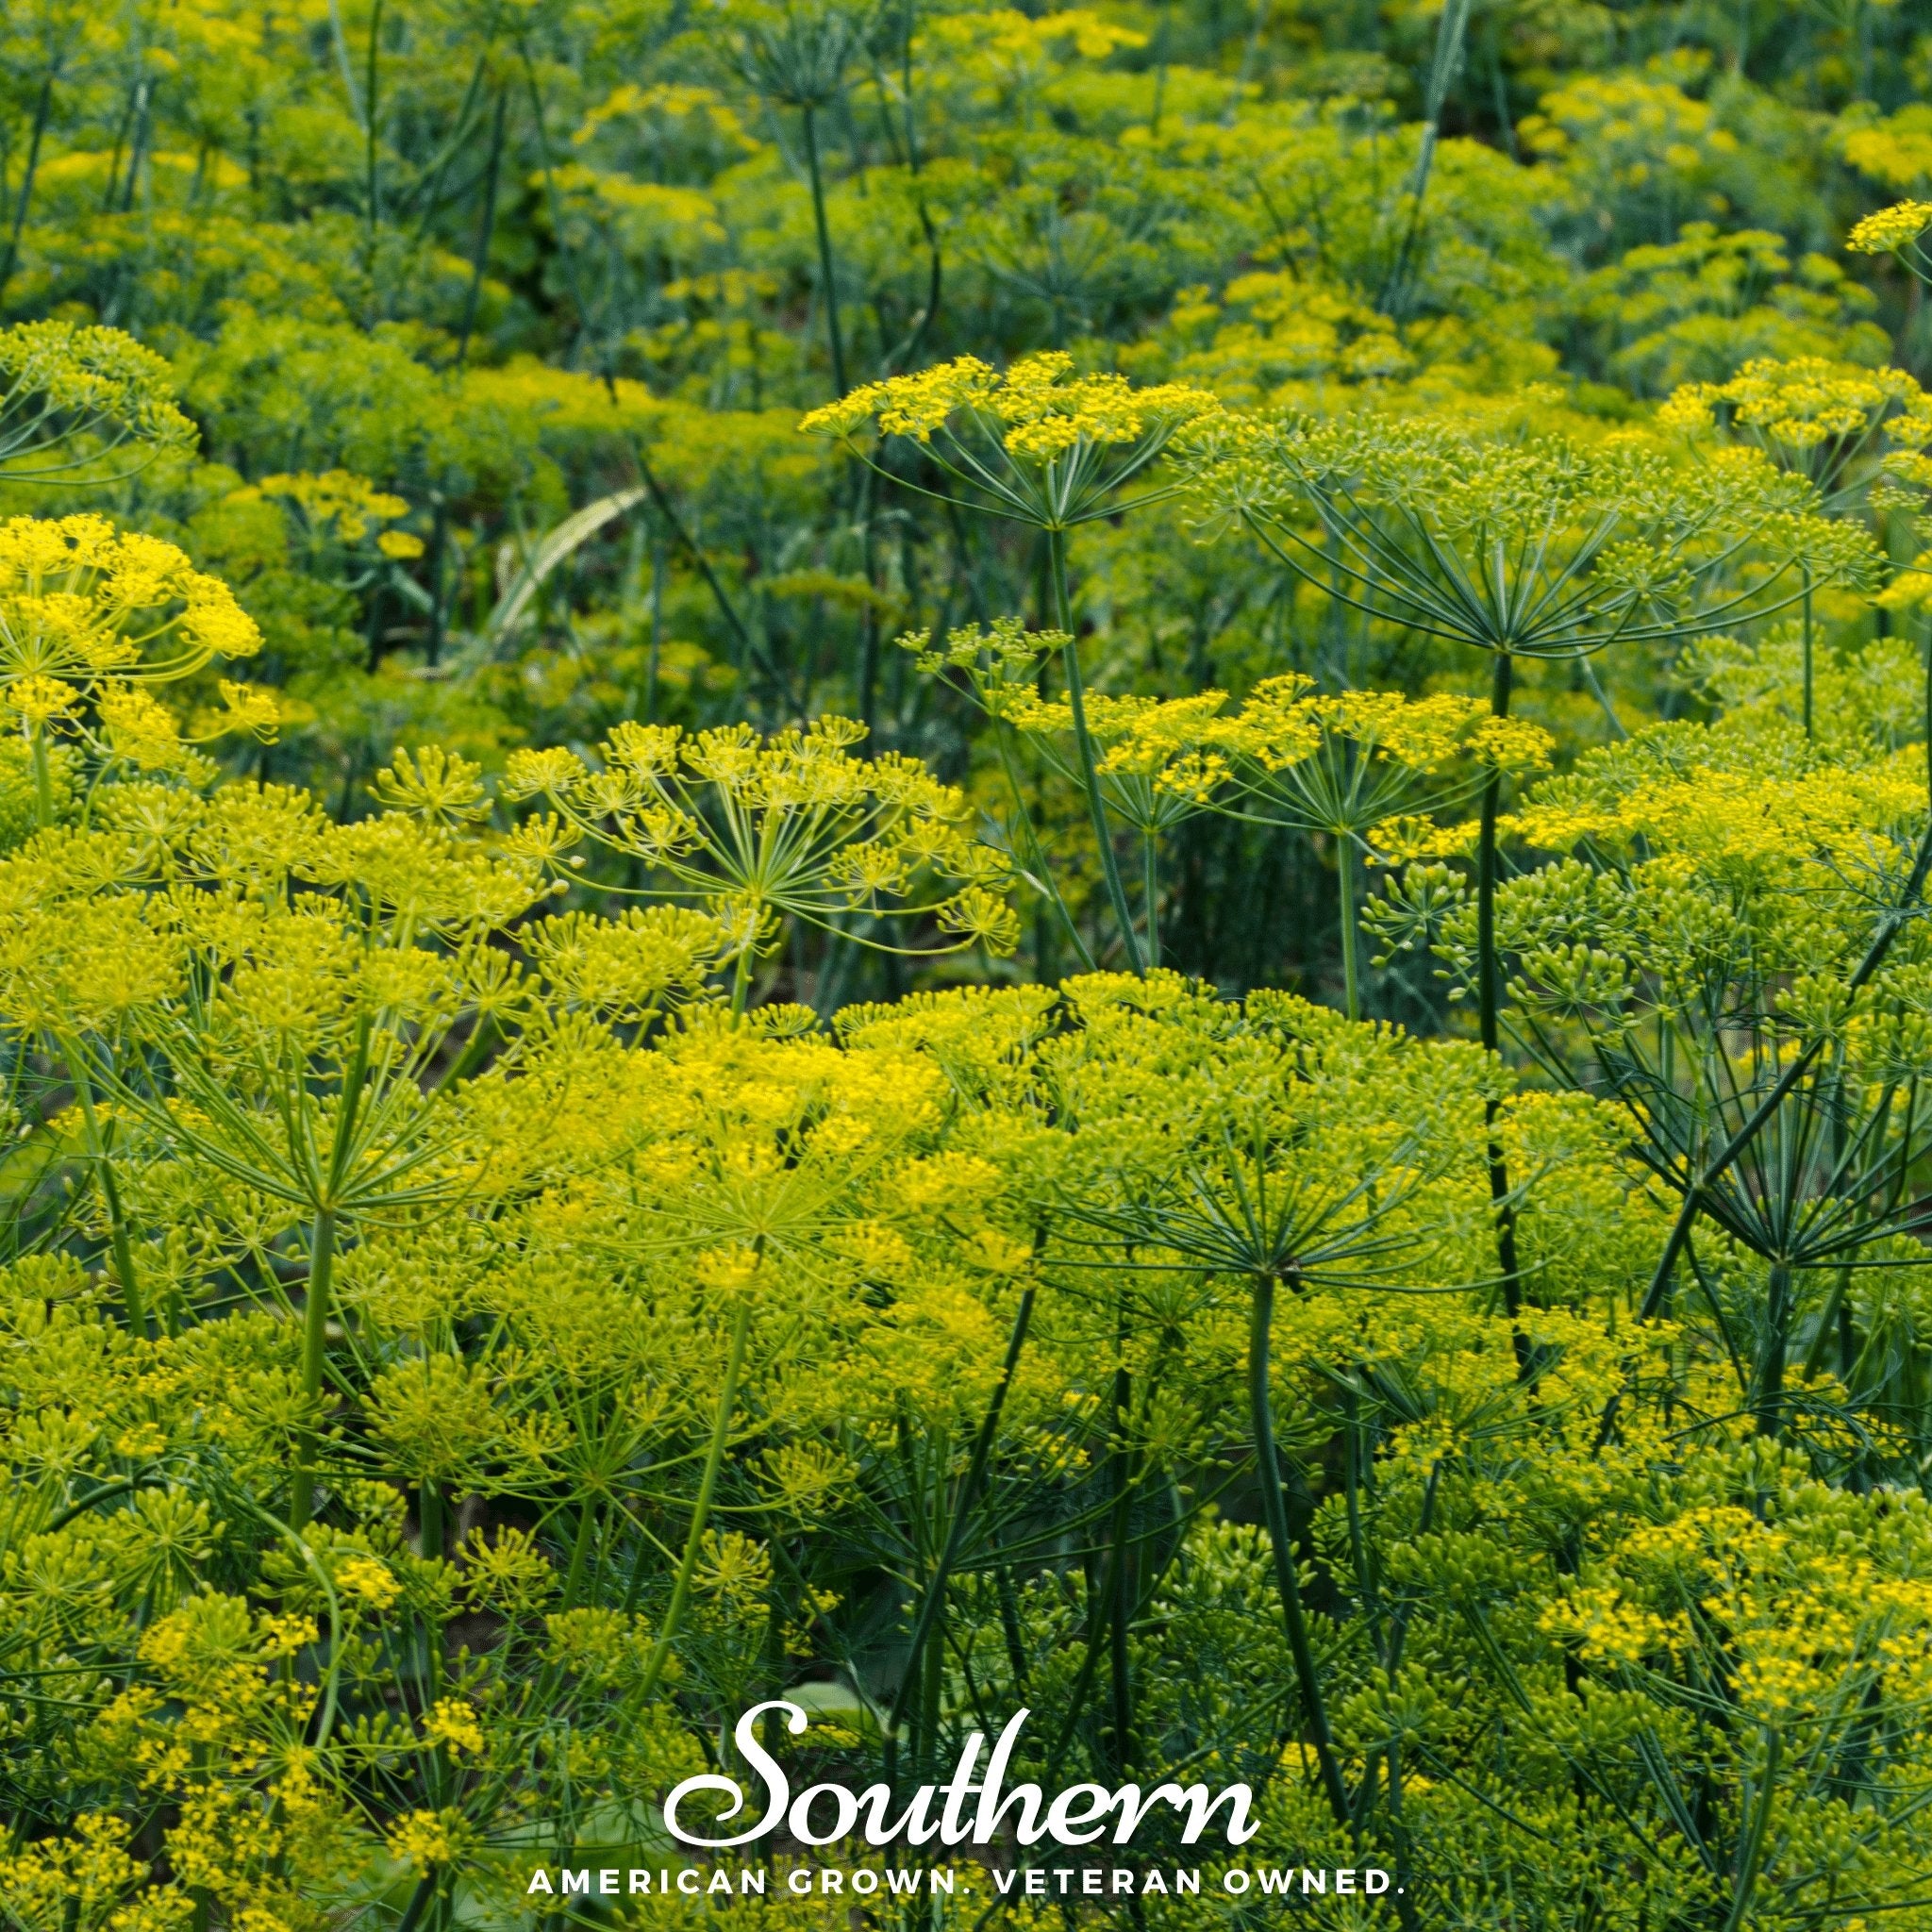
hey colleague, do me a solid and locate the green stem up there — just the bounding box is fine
[1249,1269,1350,1828]
[640,1297,752,1702]
[1338,831,1360,1022]
[394,1874,437,1932]
[57,1033,143,1337]
[1342,1385,1382,1662]
[1048,525,1143,973]
[1801,569,1813,741]
[0,69,54,308]
[1802,1264,1852,1383]
[1722,1728,1782,1932]
[560,1494,600,1609]
[418,1481,444,1561]
[1107,1354,1135,1779]
[29,724,53,827]
[801,103,847,399]
[451,85,506,371]
[1379,0,1472,321]
[364,0,383,258]
[290,1203,338,1528]
[291,1026,371,1527]
[1143,828,1159,969]
[1754,1261,1792,1440]
[1478,653,1526,1370]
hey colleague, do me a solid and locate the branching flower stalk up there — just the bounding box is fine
[506,716,1020,1010]
[1091,674,1554,1017]
[805,354,1222,970]
[1053,1105,1448,1832]
[1191,413,1875,1330]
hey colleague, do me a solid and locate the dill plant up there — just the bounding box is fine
[1189,414,1874,1363]
[805,353,1221,972]
[14,7,1932,1929]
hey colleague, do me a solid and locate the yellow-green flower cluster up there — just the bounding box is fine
[0,321,197,478]
[505,716,1020,967]
[802,350,1221,459]
[1846,199,1932,255]
[258,468,423,556]
[1074,676,1555,797]
[1660,355,1932,454]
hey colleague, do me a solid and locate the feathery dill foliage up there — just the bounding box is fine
[8,1,1932,1928]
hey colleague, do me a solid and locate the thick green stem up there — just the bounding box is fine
[1338,832,1360,1022]
[801,103,846,400]
[1048,525,1144,973]
[1722,1728,1782,1932]
[1249,1270,1350,1828]
[29,724,54,828]
[290,1203,338,1527]
[1478,654,1526,1369]
[0,69,54,307]
[417,1482,444,1562]
[394,1874,437,1932]
[1801,569,1814,741]
[58,1035,143,1338]
[640,1297,752,1702]
[1754,1261,1792,1440]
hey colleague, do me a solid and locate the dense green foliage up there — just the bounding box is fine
[9,1,1932,1928]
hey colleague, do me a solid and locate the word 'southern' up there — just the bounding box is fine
[663,1703,1260,1851]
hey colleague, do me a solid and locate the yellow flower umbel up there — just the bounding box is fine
[0,321,197,486]
[505,715,1019,1012]
[805,354,1223,971]
[1658,356,1932,735]
[258,469,420,556]
[1847,199,1932,282]
[0,514,266,826]
[1099,676,1553,1016]
[1659,356,1932,504]
[802,351,1221,535]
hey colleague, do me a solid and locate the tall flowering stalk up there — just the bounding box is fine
[712,0,878,400]
[902,619,1229,969]
[1659,358,1932,733]
[1190,414,1873,1345]
[804,353,1222,971]
[1095,676,1554,1017]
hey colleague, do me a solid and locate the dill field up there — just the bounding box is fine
[9,0,1932,1926]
